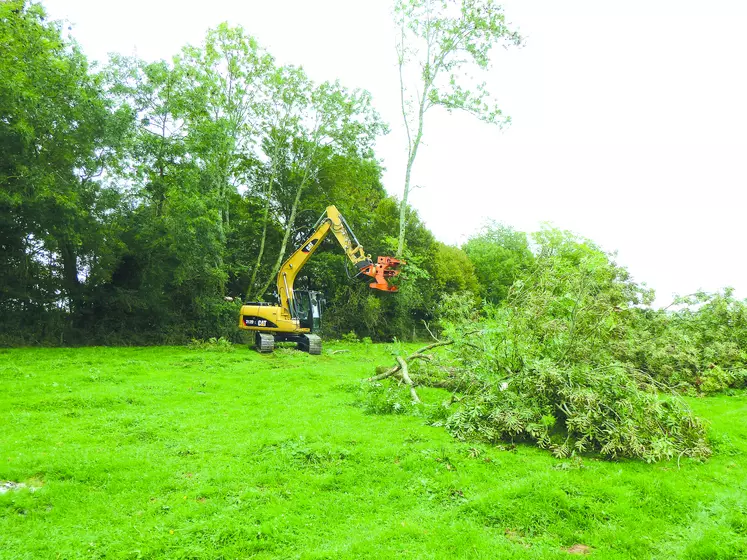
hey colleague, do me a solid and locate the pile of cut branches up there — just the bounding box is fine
[368,329,710,462]
[366,229,714,462]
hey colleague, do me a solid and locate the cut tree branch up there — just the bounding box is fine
[396,356,421,403]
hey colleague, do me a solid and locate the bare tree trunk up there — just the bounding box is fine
[253,132,319,300]
[247,147,281,300]
[397,111,426,257]
[396,20,431,258]
[60,241,81,317]
[246,192,272,300]
[397,158,413,257]
[254,180,307,300]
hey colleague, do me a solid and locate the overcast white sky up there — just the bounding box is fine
[44,0,747,306]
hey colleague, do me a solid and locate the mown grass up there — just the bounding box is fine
[1,343,746,559]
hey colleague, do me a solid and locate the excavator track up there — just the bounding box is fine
[297,334,322,355]
[255,332,275,353]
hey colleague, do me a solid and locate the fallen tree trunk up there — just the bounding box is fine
[366,340,454,382]
[396,356,421,404]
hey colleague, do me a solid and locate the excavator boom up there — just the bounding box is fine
[275,205,403,316]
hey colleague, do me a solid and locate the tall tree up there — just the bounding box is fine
[105,56,189,216]
[393,0,522,256]
[245,64,312,298]
[250,81,386,300]
[463,221,534,303]
[179,24,275,235]
[0,0,128,323]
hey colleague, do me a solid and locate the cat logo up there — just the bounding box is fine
[302,239,319,253]
[243,316,278,329]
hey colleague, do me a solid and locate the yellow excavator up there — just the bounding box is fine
[239,205,403,354]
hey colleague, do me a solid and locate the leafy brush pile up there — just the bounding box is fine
[369,228,712,462]
[437,353,710,462]
[622,289,747,393]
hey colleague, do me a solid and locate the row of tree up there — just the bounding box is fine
[0,1,484,345]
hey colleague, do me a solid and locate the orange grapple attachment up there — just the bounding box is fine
[361,256,405,292]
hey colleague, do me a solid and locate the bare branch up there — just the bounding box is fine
[422,320,441,342]
[397,356,421,403]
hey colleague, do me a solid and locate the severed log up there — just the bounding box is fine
[369,364,400,381]
[366,340,454,381]
[367,330,483,404]
[396,356,421,404]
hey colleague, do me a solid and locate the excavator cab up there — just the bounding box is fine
[294,290,323,333]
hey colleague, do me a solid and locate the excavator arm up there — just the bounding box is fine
[276,205,403,318]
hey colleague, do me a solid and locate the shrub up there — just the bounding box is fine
[360,382,409,415]
[188,337,234,352]
[620,289,747,393]
[341,331,360,343]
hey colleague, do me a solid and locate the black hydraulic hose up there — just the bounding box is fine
[339,213,362,248]
[344,258,366,281]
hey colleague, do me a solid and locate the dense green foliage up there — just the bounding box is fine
[445,226,747,399]
[462,222,534,303]
[621,289,747,393]
[0,1,456,345]
[2,346,747,558]
[1,1,130,341]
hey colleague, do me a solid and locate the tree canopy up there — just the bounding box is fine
[0,1,457,345]
[393,0,522,256]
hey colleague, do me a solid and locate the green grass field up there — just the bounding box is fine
[1,344,746,559]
